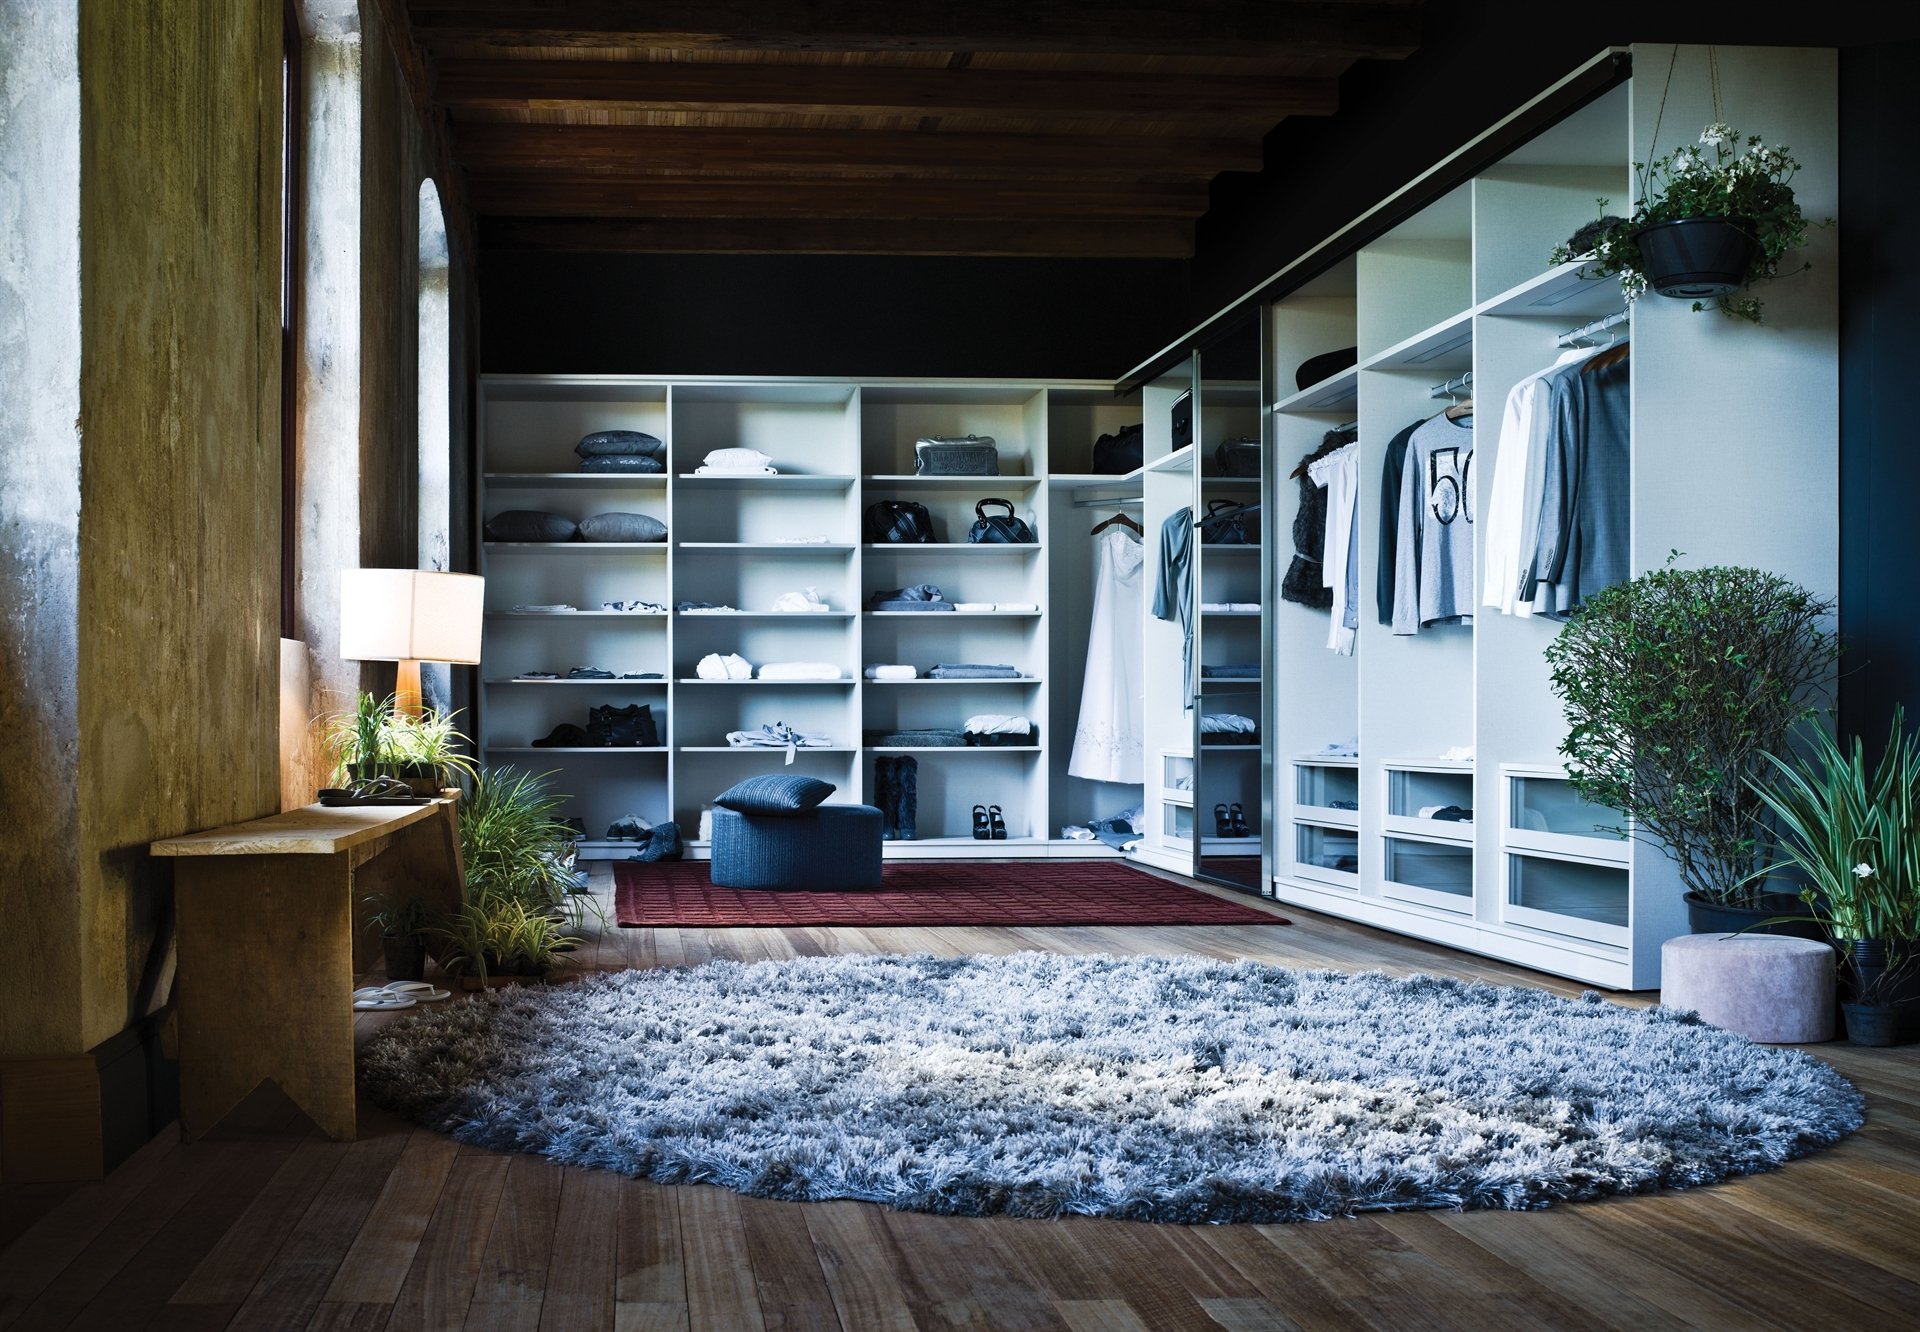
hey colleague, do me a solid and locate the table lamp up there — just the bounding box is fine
[339,569,485,716]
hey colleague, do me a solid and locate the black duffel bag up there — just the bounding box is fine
[966,499,1036,544]
[1198,499,1252,545]
[1092,422,1143,475]
[864,500,936,543]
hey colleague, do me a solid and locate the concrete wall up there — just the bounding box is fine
[0,0,84,1057]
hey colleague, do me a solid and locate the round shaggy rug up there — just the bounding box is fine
[359,952,1864,1224]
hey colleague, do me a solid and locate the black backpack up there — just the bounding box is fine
[864,501,936,543]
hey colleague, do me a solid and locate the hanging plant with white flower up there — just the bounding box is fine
[1551,122,1828,322]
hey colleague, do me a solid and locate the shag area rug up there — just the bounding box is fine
[612,859,1289,927]
[359,952,1864,1224]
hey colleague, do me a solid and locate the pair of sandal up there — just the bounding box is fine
[1213,802,1253,838]
[352,980,449,1011]
[971,804,1008,840]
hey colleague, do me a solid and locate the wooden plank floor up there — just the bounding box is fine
[5,862,1918,1331]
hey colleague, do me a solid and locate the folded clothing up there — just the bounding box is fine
[512,603,576,613]
[865,729,967,747]
[1201,664,1260,678]
[928,663,1020,679]
[579,454,664,474]
[952,602,996,613]
[770,587,832,613]
[1200,713,1257,734]
[757,661,843,681]
[695,447,777,475]
[726,723,833,757]
[602,599,665,613]
[965,713,1032,735]
[487,510,578,542]
[868,584,954,612]
[696,652,753,680]
[678,601,740,614]
[1199,602,1261,613]
[576,429,665,459]
[864,664,919,681]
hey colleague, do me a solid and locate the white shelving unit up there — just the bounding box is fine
[476,375,1143,861]
[1262,46,1839,989]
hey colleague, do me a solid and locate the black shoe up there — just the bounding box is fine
[1214,802,1230,837]
[989,805,1007,840]
[533,722,592,748]
[1228,802,1251,837]
[972,804,990,840]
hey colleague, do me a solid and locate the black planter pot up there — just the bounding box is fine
[1634,216,1758,298]
[381,932,426,983]
[1684,890,1826,941]
[1841,1002,1913,1047]
[1846,938,1920,1005]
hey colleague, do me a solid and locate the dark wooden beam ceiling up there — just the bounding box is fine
[435,58,1341,122]
[405,1,1422,61]
[483,216,1195,258]
[465,176,1212,220]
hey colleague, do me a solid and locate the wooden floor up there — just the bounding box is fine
[5,863,1919,1332]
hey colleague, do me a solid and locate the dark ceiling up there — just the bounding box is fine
[396,1,1424,258]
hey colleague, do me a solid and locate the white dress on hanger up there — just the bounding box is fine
[1070,527,1146,783]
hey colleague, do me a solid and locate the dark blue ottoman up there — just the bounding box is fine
[709,804,885,890]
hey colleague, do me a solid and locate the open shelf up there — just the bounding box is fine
[1272,366,1359,415]
[865,610,1041,619]
[676,542,856,553]
[1477,260,1625,321]
[677,745,857,754]
[485,677,667,685]
[1359,309,1474,373]
[486,611,667,619]
[484,472,668,489]
[864,676,1040,685]
[486,746,669,754]
[864,474,1041,489]
[483,542,670,552]
[673,474,856,490]
[674,611,854,620]
[862,543,1041,554]
[674,678,853,686]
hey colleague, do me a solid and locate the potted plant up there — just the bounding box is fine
[321,692,478,796]
[1750,710,1920,1046]
[433,887,581,988]
[459,766,579,907]
[1544,559,1837,933]
[365,892,430,983]
[1551,122,1824,322]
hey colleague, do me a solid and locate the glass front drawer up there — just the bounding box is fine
[1508,854,1629,929]
[1383,837,1474,898]
[1295,823,1359,877]
[1509,775,1625,843]
[1296,763,1360,811]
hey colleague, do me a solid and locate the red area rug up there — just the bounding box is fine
[613,859,1289,927]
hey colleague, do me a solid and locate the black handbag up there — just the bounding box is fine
[1171,389,1194,450]
[588,703,658,747]
[1198,500,1252,545]
[1091,422,1143,475]
[864,500,936,543]
[966,499,1036,544]
[1214,438,1260,477]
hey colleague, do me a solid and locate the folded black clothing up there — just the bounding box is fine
[580,454,665,473]
[1204,733,1259,744]
[1201,664,1260,678]
[567,667,616,679]
[864,729,968,747]
[965,727,1039,747]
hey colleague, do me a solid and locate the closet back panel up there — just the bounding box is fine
[486,397,669,472]
[671,399,857,475]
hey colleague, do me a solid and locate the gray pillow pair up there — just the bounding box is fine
[485,510,667,543]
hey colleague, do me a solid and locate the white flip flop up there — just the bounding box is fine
[353,993,418,1011]
[382,981,450,1002]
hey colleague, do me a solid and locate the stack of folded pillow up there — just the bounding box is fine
[485,510,667,542]
[576,429,665,474]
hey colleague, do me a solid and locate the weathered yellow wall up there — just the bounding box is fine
[72,0,285,1049]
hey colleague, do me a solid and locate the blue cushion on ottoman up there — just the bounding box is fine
[710,804,883,890]
[714,774,836,815]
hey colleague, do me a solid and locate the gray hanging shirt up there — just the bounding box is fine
[1393,413,1476,634]
[1152,506,1195,709]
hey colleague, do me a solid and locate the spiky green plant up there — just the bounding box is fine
[320,692,478,788]
[459,766,577,908]
[1749,709,1920,1002]
[432,885,581,983]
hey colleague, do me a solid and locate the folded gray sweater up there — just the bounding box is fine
[928,663,1021,679]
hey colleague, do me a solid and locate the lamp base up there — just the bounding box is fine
[394,659,424,718]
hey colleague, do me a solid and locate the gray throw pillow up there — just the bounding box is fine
[578,511,668,543]
[713,775,836,816]
[576,430,666,459]
[485,510,579,542]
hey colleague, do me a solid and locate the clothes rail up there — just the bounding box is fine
[1428,371,1472,400]
[1557,308,1630,347]
[1069,495,1144,508]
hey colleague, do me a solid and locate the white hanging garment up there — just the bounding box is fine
[1069,527,1146,783]
[1308,442,1360,655]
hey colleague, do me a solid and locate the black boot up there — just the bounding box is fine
[873,758,898,840]
[893,756,917,841]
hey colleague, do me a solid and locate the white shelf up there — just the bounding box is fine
[675,611,854,620]
[1476,260,1625,321]
[1383,815,1474,845]
[1293,753,1359,767]
[485,677,667,685]
[674,677,852,686]
[487,746,669,754]
[486,611,667,619]
[1272,366,1359,415]
[677,746,857,754]
[867,746,1041,755]
[863,676,1039,685]
[1359,309,1474,373]
[484,472,668,489]
[1146,445,1194,475]
[1382,755,1474,773]
[673,474,856,489]
[1050,470,1146,494]
[862,543,1041,554]
[676,542,855,553]
[865,610,1041,619]
[483,542,670,551]
[864,474,1041,489]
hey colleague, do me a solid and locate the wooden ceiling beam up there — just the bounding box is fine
[480,216,1196,258]
[434,58,1340,122]
[452,123,1260,178]
[402,1,1421,61]
[466,175,1211,219]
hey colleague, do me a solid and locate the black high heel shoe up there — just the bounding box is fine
[1228,802,1251,837]
[1214,802,1231,838]
[989,805,1008,840]
[972,804,990,840]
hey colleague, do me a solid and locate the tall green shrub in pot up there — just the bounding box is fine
[1543,560,1836,918]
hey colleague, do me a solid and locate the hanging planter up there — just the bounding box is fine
[1633,216,1760,299]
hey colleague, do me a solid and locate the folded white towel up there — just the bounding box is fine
[770,587,832,613]
[964,713,1033,735]
[864,664,919,680]
[770,536,831,545]
[697,652,753,680]
[695,465,777,475]
[757,662,843,681]
[995,602,1039,613]
[952,602,996,613]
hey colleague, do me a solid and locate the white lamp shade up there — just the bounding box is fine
[340,569,485,664]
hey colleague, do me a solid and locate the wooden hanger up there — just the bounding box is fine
[1444,398,1474,421]
[1581,340,1631,374]
[1090,511,1142,536]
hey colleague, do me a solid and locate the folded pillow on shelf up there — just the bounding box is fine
[757,662,843,681]
[578,511,667,542]
[575,429,665,459]
[486,510,579,542]
[713,774,838,816]
[580,454,664,474]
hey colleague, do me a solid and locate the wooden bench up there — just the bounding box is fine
[151,799,464,1141]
